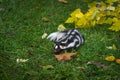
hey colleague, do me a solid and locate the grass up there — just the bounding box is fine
[0,0,120,80]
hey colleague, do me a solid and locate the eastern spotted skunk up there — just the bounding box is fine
[47,29,84,54]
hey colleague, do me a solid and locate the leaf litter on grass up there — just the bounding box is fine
[58,0,68,4]
[87,61,110,70]
[55,52,78,61]
[42,17,49,22]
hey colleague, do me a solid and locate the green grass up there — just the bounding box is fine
[0,0,120,80]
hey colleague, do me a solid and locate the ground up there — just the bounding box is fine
[0,0,120,80]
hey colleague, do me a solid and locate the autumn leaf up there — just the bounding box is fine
[105,18,113,24]
[70,9,84,18]
[58,0,68,4]
[106,0,117,4]
[64,1,120,32]
[87,61,110,70]
[109,19,120,32]
[106,44,117,50]
[76,66,85,70]
[107,6,115,11]
[42,17,49,22]
[75,18,87,27]
[65,9,84,23]
[112,44,117,50]
[65,17,75,23]
[88,1,97,8]
[85,7,97,19]
[55,52,78,61]
[57,24,66,31]
[42,65,54,70]
[16,58,29,63]
[106,46,113,49]
[42,33,48,39]
[116,59,120,64]
[105,56,115,61]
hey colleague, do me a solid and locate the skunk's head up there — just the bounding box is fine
[54,42,67,54]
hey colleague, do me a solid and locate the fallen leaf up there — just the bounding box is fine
[107,6,115,11]
[106,46,113,49]
[42,17,49,22]
[87,61,110,70]
[112,44,117,50]
[16,58,29,63]
[105,55,115,61]
[42,65,54,70]
[57,24,66,31]
[106,44,117,50]
[58,0,68,4]
[55,52,78,61]
[116,59,120,64]
[42,33,48,39]
[76,66,85,70]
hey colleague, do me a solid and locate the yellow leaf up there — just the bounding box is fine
[42,65,54,70]
[90,10,99,20]
[75,20,82,27]
[107,6,115,11]
[112,18,118,22]
[57,24,66,31]
[105,56,115,61]
[106,46,113,49]
[109,20,120,32]
[85,7,98,22]
[65,17,75,23]
[75,18,88,28]
[85,7,97,17]
[106,0,117,4]
[97,17,106,24]
[42,33,48,39]
[88,1,97,8]
[70,9,84,18]
[105,18,113,24]
[96,17,100,21]
[42,17,49,22]
[91,20,96,26]
[58,0,68,4]
[16,58,29,63]
[75,14,83,18]
[116,59,120,64]
[112,44,117,50]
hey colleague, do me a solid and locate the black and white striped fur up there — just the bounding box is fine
[47,29,84,54]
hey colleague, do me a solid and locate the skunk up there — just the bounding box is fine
[47,29,84,54]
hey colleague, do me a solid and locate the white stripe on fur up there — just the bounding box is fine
[47,32,65,42]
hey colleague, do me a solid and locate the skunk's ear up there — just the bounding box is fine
[47,32,65,42]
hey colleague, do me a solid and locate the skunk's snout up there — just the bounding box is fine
[54,49,60,54]
[54,45,62,54]
[54,49,61,54]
